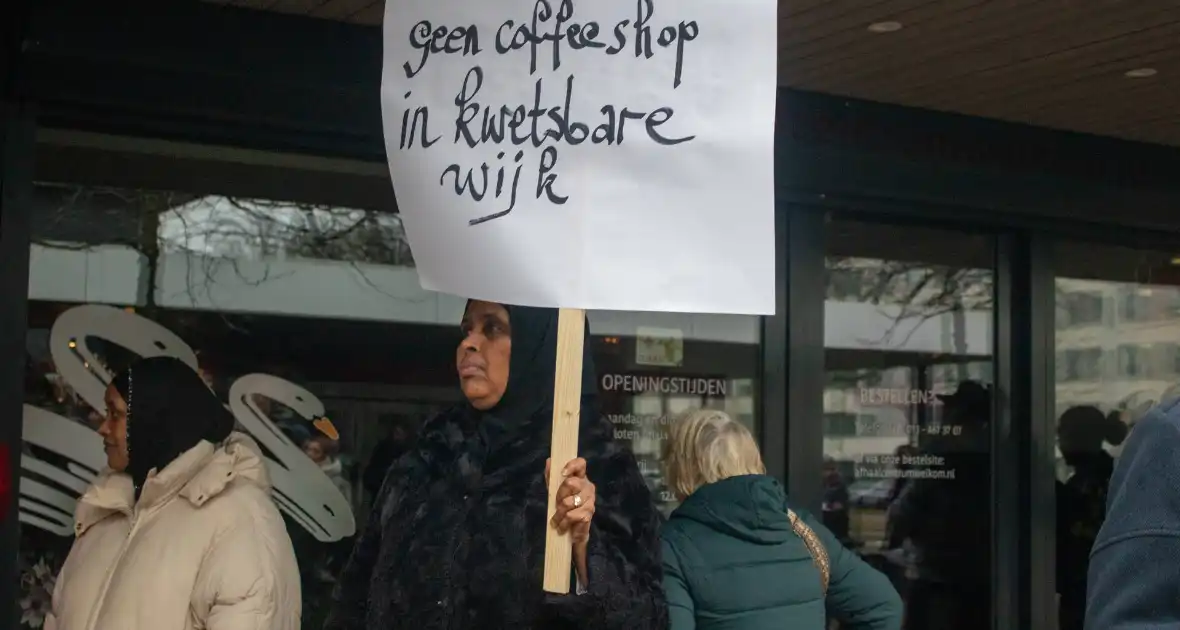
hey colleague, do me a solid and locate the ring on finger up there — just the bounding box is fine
[573,494,583,508]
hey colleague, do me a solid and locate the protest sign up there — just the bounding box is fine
[381,0,777,594]
[380,0,777,315]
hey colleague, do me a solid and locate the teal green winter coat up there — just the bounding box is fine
[661,475,903,630]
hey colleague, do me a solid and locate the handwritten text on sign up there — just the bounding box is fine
[381,0,776,313]
[396,0,698,225]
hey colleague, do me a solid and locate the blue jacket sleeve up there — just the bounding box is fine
[1086,400,1180,630]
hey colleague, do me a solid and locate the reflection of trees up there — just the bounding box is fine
[168,198,414,267]
[829,257,1076,390]
[827,257,992,317]
[32,186,195,313]
[30,184,416,312]
[827,257,991,357]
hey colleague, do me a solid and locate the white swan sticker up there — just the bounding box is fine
[21,304,356,541]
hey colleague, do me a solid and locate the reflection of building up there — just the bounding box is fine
[822,273,1180,435]
[823,267,992,478]
[823,369,913,470]
[29,225,761,343]
[1056,279,1180,420]
[822,271,1180,485]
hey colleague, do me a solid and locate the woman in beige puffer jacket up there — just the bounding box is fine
[46,356,301,630]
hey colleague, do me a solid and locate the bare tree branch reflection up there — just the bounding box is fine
[826,256,992,349]
[30,184,417,320]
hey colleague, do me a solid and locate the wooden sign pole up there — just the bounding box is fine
[542,307,586,594]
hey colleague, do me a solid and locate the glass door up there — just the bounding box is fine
[824,214,996,630]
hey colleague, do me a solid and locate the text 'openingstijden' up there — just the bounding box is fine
[394,0,700,226]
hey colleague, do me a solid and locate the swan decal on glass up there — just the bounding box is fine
[20,304,356,541]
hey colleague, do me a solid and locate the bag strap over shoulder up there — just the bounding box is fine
[788,508,830,594]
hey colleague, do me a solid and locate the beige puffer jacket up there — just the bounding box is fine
[46,432,301,630]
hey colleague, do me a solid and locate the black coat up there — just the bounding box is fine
[323,409,666,630]
[324,306,666,630]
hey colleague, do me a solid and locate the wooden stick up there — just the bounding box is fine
[542,307,586,594]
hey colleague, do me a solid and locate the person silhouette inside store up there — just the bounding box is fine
[822,456,852,544]
[1054,406,1126,630]
[361,413,419,501]
[886,444,920,509]
[887,379,991,630]
[877,443,921,603]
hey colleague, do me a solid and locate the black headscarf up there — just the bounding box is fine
[468,304,599,453]
[415,302,609,492]
[110,356,236,497]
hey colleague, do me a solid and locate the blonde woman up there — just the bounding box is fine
[660,409,903,630]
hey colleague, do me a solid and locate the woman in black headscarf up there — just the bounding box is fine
[324,300,666,630]
[47,356,301,630]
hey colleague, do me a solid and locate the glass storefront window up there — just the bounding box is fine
[1052,241,1180,630]
[824,216,995,630]
[591,316,759,513]
[18,176,760,626]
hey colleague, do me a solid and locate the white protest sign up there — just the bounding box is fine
[381,0,777,315]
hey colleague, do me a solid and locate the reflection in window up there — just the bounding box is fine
[158,196,415,267]
[30,183,416,269]
[594,324,761,515]
[1058,349,1103,382]
[28,183,419,322]
[827,267,866,301]
[1117,345,1144,378]
[21,181,764,624]
[1057,291,1107,328]
[823,412,859,437]
[1053,242,1180,630]
[825,217,994,630]
[1054,271,1180,425]
[1115,286,1180,324]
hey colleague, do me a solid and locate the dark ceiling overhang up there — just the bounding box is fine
[203,0,1180,148]
[16,0,1180,235]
